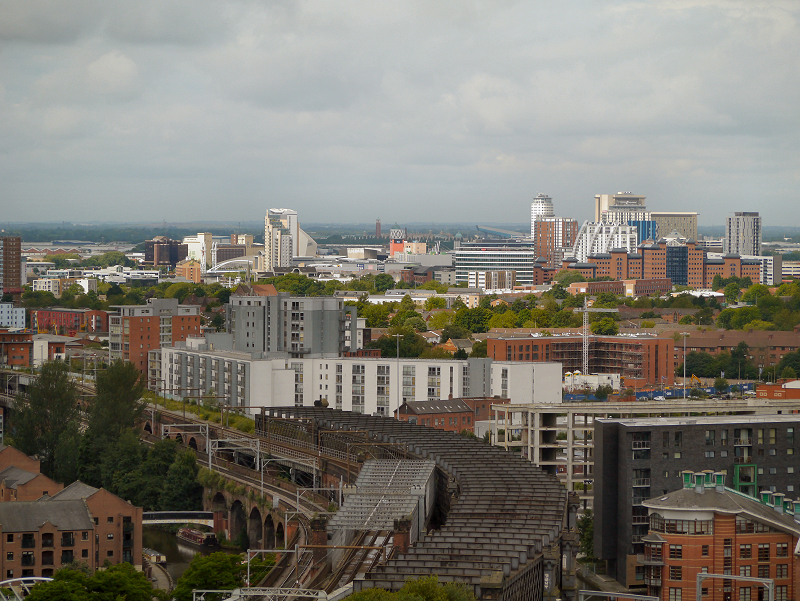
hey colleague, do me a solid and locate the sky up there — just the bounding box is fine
[2,1,799,227]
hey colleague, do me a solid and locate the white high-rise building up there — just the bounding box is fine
[530,193,555,231]
[264,208,299,269]
[594,192,646,222]
[570,222,638,262]
[725,212,762,256]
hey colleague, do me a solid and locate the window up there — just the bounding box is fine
[107,534,114,540]
[6,534,11,543]
[674,452,682,459]
[81,532,88,541]
[674,432,682,447]
[702,545,709,557]
[705,451,714,458]
[740,544,751,559]
[107,550,114,557]
[775,586,787,601]
[5,552,12,561]
[776,543,788,557]
[758,543,769,561]
[81,549,88,558]
[740,588,751,601]
[107,517,114,524]
[787,428,794,444]
[720,450,728,457]
[670,545,682,559]
[670,566,682,580]
[705,430,715,445]
[788,448,794,455]
[769,448,776,456]
[669,588,682,601]
[769,467,777,474]
[739,566,750,577]
[776,564,788,579]
[757,565,769,579]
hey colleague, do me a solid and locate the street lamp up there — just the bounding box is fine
[681,332,690,400]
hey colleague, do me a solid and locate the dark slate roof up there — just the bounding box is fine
[643,488,800,536]
[573,262,595,269]
[401,399,473,414]
[0,500,93,532]
[262,407,568,596]
[588,253,611,259]
[49,481,99,501]
[628,253,642,258]
[0,467,39,489]
[722,253,741,259]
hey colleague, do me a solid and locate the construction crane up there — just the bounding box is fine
[575,297,618,376]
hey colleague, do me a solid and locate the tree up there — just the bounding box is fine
[780,366,797,380]
[724,282,741,304]
[25,563,155,601]
[594,384,614,401]
[469,340,487,358]
[159,449,203,511]
[590,317,619,335]
[427,310,453,330]
[577,509,597,560]
[424,296,447,311]
[554,270,585,286]
[11,361,80,479]
[374,273,395,293]
[441,324,471,341]
[173,552,245,601]
[87,360,146,440]
[714,377,729,395]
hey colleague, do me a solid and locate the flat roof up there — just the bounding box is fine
[598,414,800,427]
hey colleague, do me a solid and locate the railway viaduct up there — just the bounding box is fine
[149,406,578,601]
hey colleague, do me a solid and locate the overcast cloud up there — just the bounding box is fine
[1,1,798,227]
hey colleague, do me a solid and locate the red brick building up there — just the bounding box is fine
[641,471,800,601]
[109,298,201,374]
[0,330,68,368]
[29,308,109,335]
[676,330,800,375]
[487,334,674,387]
[0,236,22,297]
[395,397,511,433]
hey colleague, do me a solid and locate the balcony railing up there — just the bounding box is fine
[60,537,75,547]
[123,539,134,549]
[21,556,34,567]
[631,441,651,450]
[60,554,73,565]
[632,478,651,487]
[21,538,35,549]
[41,555,54,566]
[734,438,752,446]
[41,538,54,548]
[123,522,134,532]
[734,456,753,464]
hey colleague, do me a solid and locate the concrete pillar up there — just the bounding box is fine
[310,516,328,565]
[393,517,412,554]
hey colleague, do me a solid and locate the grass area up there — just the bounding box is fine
[144,392,255,434]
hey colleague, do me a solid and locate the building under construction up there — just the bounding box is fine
[487,333,674,388]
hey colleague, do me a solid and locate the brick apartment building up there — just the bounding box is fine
[109,298,201,374]
[641,472,800,601]
[0,236,22,298]
[595,414,800,589]
[395,396,510,433]
[560,240,761,288]
[0,330,68,368]
[0,446,142,576]
[487,333,674,387]
[675,330,800,376]
[144,236,187,268]
[29,308,110,335]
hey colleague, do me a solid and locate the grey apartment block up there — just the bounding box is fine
[226,292,355,358]
[594,414,800,589]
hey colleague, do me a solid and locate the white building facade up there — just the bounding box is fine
[0,303,25,329]
[156,344,563,416]
[570,222,638,262]
[724,211,762,256]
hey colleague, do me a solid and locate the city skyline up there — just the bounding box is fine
[2,2,798,225]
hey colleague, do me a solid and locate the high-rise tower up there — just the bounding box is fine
[725,212,762,256]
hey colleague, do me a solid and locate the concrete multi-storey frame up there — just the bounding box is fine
[594,414,800,589]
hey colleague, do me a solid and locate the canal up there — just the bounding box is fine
[143,526,244,582]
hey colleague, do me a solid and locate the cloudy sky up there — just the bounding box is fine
[2,1,798,227]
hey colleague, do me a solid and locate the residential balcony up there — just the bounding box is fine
[632,478,651,487]
[60,537,74,547]
[734,457,753,464]
[21,556,35,567]
[632,441,650,450]
[734,438,752,446]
